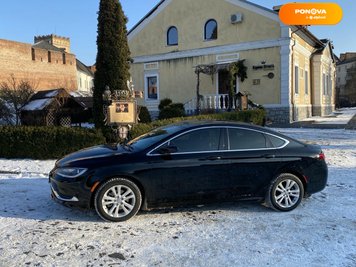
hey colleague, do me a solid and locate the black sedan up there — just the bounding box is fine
[49,121,328,222]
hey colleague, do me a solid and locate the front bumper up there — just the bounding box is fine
[51,185,79,202]
[49,174,92,208]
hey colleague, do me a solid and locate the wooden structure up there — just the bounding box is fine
[21,88,91,126]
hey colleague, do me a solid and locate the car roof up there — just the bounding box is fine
[159,120,295,140]
[162,120,262,131]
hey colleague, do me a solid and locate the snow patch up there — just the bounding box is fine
[0,128,355,266]
[22,98,53,111]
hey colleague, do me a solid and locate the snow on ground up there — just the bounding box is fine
[0,128,355,267]
[299,107,356,125]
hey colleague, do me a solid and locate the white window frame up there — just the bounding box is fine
[144,73,159,102]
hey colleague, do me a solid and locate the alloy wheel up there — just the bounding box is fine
[102,185,136,218]
[273,179,301,209]
[94,178,142,222]
[268,173,304,211]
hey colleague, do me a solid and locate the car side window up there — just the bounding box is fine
[168,128,221,153]
[267,134,286,148]
[228,128,267,150]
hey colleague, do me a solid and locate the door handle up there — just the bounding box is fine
[263,154,275,159]
[205,156,222,161]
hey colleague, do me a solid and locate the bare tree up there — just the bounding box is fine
[0,98,13,124]
[0,74,35,125]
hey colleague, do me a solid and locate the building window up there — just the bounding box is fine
[327,75,331,95]
[294,66,299,94]
[323,73,327,95]
[48,51,51,63]
[167,26,178,46]
[62,53,66,64]
[305,70,309,95]
[145,75,159,101]
[31,48,35,61]
[204,19,217,40]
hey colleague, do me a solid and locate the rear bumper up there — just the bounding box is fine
[305,161,328,194]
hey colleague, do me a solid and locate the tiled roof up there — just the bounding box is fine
[76,59,94,76]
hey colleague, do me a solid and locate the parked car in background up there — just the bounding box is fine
[49,121,328,222]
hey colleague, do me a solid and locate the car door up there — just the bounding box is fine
[143,127,231,205]
[224,127,285,198]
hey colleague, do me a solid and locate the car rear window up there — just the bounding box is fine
[267,134,287,148]
[228,128,267,150]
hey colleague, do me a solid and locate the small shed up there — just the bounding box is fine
[21,88,90,126]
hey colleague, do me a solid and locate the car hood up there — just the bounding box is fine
[56,144,130,167]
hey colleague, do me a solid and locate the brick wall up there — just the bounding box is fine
[0,38,77,91]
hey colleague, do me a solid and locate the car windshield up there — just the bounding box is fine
[126,125,184,151]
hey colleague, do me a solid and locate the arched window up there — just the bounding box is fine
[167,26,178,46]
[204,19,217,40]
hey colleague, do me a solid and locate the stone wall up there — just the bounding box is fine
[312,105,335,117]
[0,39,77,91]
[265,107,291,124]
[294,105,312,121]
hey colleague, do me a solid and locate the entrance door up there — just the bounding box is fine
[218,70,230,95]
[218,70,239,109]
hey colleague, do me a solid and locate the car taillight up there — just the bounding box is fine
[316,152,325,160]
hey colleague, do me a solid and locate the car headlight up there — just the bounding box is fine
[56,168,87,178]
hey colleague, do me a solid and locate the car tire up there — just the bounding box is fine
[94,178,142,222]
[267,173,304,212]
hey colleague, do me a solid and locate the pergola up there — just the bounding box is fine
[194,62,236,114]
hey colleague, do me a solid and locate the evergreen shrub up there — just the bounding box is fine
[131,109,266,139]
[138,106,151,123]
[158,98,185,120]
[0,126,105,159]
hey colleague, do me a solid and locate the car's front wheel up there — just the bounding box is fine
[94,178,142,222]
[267,173,304,211]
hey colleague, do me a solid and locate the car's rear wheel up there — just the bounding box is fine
[94,178,142,222]
[267,173,304,211]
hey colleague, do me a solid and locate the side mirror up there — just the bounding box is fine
[157,145,178,155]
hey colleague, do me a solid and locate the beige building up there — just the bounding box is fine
[76,59,94,94]
[336,53,356,106]
[128,0,336,123]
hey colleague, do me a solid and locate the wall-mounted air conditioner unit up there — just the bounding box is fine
[231,13,243,24]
